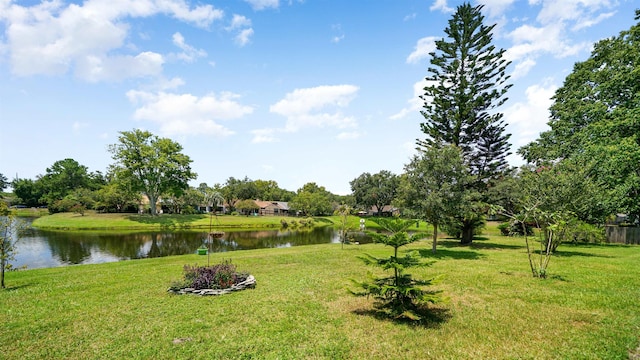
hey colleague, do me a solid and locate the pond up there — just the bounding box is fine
[12,220,372,269]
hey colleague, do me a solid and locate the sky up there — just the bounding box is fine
[0,0,637,195]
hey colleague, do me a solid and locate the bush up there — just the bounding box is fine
[171,260,248,291]
[498,221,534,236]
[569,222,605,244]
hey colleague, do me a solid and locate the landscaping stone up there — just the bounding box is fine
[168,275,256,296]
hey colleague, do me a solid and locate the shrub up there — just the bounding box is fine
[498,221,534,236]
[171,260,248,290]
[350,217,444,321]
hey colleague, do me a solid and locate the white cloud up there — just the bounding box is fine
[270,85,359,133]
[126,90,253,137]
[430,0,453,13]
[228,14,252,30]
[1,0,222,81]
[478,0,516,18]
[510,57,536,79]
[226,15,253,47]
[506,23,590,62]
[336,131,360,140]
[390,79,429,120]
[251,128,279,143]
[235,28,254,47]
[169,32,207,62]
[406,36,438,64]
[534,0,616,26]
[403,13,417,21]
[503,81,557,158]
[244,0,280,10]
[75,51,164,82]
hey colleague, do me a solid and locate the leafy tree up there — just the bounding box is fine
[220,177,256,212]
[519,10,640,222]
[0,173,8,193]
[334,204,353,249]
[496,164,606,278]
[289,182,333,216]
[350,217,443,321]
[11,178,45,207]
[1,203,27,288]
[108,129,196,216]
[38,158,102,209]
[401,144,473,253]
[94,181,140,213]
[198,183,224,213]
[235,199,259,216]
[350,170,399,216]
[417,3,511,243]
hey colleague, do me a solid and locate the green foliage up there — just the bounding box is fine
[235,199,259,215]
[350,217,443,321]
[334,204,353,248]
[109,129,197,216]
[401,144,474,251]
[0,204,28,288]
[0,173,8,193]
[350,170,399,216]
[519,12,640,221]
[289,182,333,216]
[497,221,533,236]
[418,2,512,187]
[11,178,45,207]
[170,260,248,291]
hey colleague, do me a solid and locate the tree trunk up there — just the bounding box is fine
[460,220,474,245]
[1,259,5,289]
[432,223,438,253]
[148,193,158,216]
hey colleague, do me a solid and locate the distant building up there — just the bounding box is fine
[255,200,290,216]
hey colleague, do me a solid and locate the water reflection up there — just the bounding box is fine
[13,226,372,269]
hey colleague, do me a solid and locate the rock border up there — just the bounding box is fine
[168,275,256,296]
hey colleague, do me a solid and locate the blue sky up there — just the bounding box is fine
[0,0,637,195]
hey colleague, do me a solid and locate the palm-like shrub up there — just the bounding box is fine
[350,217,444,321]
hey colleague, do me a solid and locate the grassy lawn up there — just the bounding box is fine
[31,212,321,230]
[29,212,431,233]
[2,233,639,359]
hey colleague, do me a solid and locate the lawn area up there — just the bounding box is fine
[29,212,430,233]
[31,211,319,230]
[2,234,639,359]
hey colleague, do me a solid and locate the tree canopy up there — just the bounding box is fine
[418,2,512,187]
[417,2,511,243]
[108,129,196,216]
[401,144,473,252]
[350,170,399,216]
[519,10,640,221]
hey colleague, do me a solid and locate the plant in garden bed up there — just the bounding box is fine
[350,217,445,321]
[169,259,249,291]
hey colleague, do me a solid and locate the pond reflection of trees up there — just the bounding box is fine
[28,227,372,267]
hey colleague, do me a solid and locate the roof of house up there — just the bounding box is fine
[255,200,289,211]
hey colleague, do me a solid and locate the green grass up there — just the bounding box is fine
[30,212,433,233]
[2,234,639,359]
[31,211,325,230]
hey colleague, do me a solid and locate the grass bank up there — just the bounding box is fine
[29,212,431,233]
[31,211,325,231]
[2,235,639,359]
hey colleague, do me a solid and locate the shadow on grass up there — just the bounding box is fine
[417,248,485,260]
[1,283,33,291]
[553,250,612,258]
[352,306,451,329]
[437,239,525,251]
[126,214,207,230]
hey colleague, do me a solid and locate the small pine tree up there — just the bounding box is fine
[350,217,444,321]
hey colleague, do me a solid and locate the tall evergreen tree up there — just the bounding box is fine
[418,2,512,187]
[417,3,512,244]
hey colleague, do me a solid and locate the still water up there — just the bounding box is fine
[13,222,370,269]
